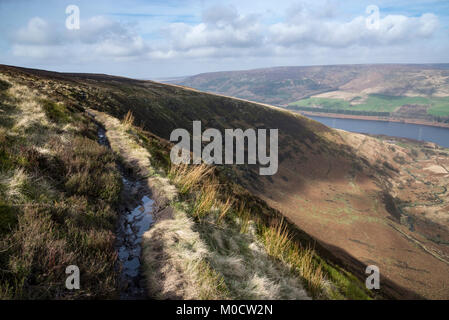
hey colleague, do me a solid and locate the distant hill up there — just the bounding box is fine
[172,64,449,119]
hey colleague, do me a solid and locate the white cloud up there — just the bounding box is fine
[9,5,441,64]
[162,4,263,53]
[15,17,63,45]
[270,12,439,48]
[12,16,149,60]
[157,5,440,58]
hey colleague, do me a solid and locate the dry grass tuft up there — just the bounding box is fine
[169,163,214,194]
[122,110,135,127]
[295,247,324,296]
[1,168,28,202]
[234,202,252,234]
[261,218,326,297]
[217,196,233,224]
[262,219,292,257]
[7,82,48,132]
[193,181,218,219]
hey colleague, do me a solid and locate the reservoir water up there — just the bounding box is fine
[308,115,449,149]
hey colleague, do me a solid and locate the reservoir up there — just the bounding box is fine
[308,115,449,149]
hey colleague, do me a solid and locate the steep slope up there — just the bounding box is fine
[0,65,367,300]
[0,67,322,300]
[88,109,313,299]
[1,65,448,299]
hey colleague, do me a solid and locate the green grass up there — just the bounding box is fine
[354,95,429,112]
[428,97,449,117]
[290,94,449,116]
[319,259,372,300]
[134,130,171,172]
[41,99,71,123]
[290,97,351,110]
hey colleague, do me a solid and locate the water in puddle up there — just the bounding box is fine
[118,194,154,278]
[116,176,155,297]
[97,126,109,147]
[95,123,154,298]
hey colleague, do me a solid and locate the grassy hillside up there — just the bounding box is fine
[1,65,448,300]
[0,75,121,299]
[0,65,372,300]
[173,64,449,121]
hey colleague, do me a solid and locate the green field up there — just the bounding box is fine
[290,97,351,110]
[428,98,449,116]
[289,94,449,117]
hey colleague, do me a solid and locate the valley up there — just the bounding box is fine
[0,64,448,300]
[173,64,449,124]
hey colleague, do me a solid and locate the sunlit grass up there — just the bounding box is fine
[290,94,449,117]
[169,163,214,194]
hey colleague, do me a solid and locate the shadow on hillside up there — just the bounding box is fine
[0,64,428,300]
[283,219,425,300]
[318,240,425,300]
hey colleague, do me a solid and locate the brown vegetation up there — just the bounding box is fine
[1,64,447,300]
[0,75,121,299]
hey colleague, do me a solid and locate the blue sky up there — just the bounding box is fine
[0,0,448,78]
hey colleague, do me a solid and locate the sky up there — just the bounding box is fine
[0,0,448,78]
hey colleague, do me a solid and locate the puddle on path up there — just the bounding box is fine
[96,122,154,299]
[116,180,155,298]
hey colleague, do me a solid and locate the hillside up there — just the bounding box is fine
[173,64,449,121]
[0,65,448,300]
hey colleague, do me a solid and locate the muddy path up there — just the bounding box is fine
[96,124,156,299]
[87,109,176,299]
